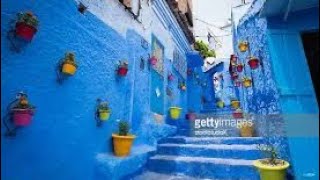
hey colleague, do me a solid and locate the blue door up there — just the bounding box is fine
[267,29,319,179]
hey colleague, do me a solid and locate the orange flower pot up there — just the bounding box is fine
[231,100,240,109]
[238,42,248,52]
[243,78,252,87]
[62,63,77,75]
[112,134,136,157]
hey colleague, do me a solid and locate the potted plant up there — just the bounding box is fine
[253,145,290,180]
[169,107,182,120]
[97,101,111,121]
[248,56,260,70]
[179,82,187,91]
[11,94,35,126]
[112,121,135,157]
[233,108,243,119]
[238,121,254,137]
[238,41,249,52]
[168,73,174,81]
[216,98,224,108]
[149,56,157,66]
[61,52,78,75]
[237,63,244,72]
[117,60,129,77]
[185,110,196,120]
[15,11,39,41]
[243,77,252,87]
[230,98,240,109]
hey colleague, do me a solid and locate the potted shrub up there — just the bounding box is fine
[238,121,254,137]
[237,63,244,72]
[97,101,111,121]
[149,56,157,66]
[216,99,224,108]
[11,94,35,126]
[238,41,249,52]
[248,56,260,70]
[230,98,240,109]
[117,60,129,77]
[15,11,39,41]
[243,77,252,87]
[168,73,174,81]
[112,121,135,157]
[232,108,243,119]
[61,52,78,75]
[169,107,182,120]
[185,110,196,120]
[253,145,290,180]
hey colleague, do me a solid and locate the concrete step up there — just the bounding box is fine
[147,155,259,179]
[158,136,265,145]
[157,143,263,160]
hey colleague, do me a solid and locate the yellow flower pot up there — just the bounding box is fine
[112,134,136,157]
[62,63,77,75]
[99,110,110,121]
[238,42,248,52]
[243,79,252,87]
[253,159,290,180]
[216,101,224,108]
[240,125,254,137]
[231,100,240,109]
[169,107,182,120]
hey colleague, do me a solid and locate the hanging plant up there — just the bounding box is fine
[243,77,252,88]
[168,73,174,81]
[149,56,157,66]
[117,60,129,77]
[15,11,39,41]
[61,52,78,75]
[11,93,35,126]
[233,108,244,119]
[248,56,260,70]
[237,63,244,72]
[238,41,249,52]
[216,99,224,108]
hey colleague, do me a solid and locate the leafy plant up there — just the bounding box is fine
[63,52,77,67]
[194,40,216,58]
[118,121,129,136]
[257,144,285,166]
[13,95,35,110]
[98,102,110,113]
[17,12,39,28]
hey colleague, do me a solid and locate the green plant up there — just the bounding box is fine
[118,121,129,136]
[257,144,285,166]
[194,40,216,58]
[13,95,35,110]
[63,52,78,67]
[17,12,39,28]
[98,102,110,112]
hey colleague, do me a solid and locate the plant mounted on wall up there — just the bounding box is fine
[78,2,88,14]
[216,98,224,108]
[233,108,244,119]
[237,63,244,72]
[179,82,187,91]
[243,77,252,88]
[95,99,111,127]
[2,92,36,137]
[117,60,129,77]
[238,41,249,52]
[169,107,182,120]
[194,40,216,59]
[253,144,290,180]
[112,120,136,157]
[15,11,39,42]
[56,52,78,83]
[230,98,240,109]
[248,56,260,70]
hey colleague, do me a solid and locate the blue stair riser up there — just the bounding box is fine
[158,137,265,145]
[147,159,259,179]
[157,146,263,160]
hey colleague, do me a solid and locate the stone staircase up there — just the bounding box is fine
[131,136,265,180]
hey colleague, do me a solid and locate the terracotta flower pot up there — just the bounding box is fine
[12,109,34,126]
[118,67,128,76]
[248,57,260,69]
[237,64,244,72]
[15,22,37,41]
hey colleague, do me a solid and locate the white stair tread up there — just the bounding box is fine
[170,136,264,141]
[158,143,261,150]
[150,155,254,166]
[133,171,215,180]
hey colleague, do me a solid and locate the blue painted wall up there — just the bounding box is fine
[1,0,189,179]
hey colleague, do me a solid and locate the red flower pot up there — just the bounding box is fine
[15,22,37,41]
[233,112,243,119]
[149,56,157,66]
[248,58,260,69]
[12,109,34,126]
[118,67,128,76]
[237,64,244,72]
[186,113,196,120]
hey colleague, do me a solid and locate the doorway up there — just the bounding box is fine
[301,31,319,105]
